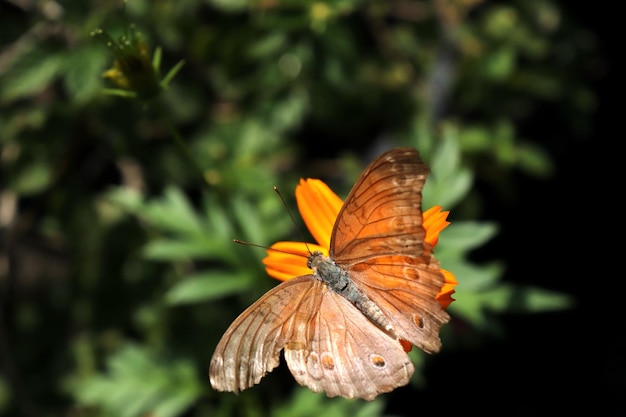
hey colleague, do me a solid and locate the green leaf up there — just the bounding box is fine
[450,283,574,328]
[0,376,10,415]
[142,238,223,261]
[71,345,202,417]
[424,127,474,208]
[165,271,253,305]
[63,45,109,104]
[517,141,554,177]
[438,221,499,251]
[274,387,386,417]
[441,258,504,290]
[0,46,64,101]
[8,159,54,195]
[143,187,205,236]
[106,187,144,211]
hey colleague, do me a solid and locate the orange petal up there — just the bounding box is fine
[262,241,328,281]
[436,269,457,309]
[423,206,450,247]
[296,179,343,249]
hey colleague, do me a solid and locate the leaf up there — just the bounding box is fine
[440,258,504,290]
[423,127,474,208]
[8,159,54,195]
[143,187,205,236]
[106,187,145,212]
[438,221,499,252]
[517,141,554,178]
[63,45,109,104]
[71,345,202,417]
[274,387,386,417]
[165,271,253,305]
[142,238,224,261]
[450,283,574,328]
[1,46,64,101]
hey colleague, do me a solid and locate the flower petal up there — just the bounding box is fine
[262,241,328,281]
[436,269,457,309]
[423,206,450,247]
[296,179,343,249]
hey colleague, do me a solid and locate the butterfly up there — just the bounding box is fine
[209,147,450,400]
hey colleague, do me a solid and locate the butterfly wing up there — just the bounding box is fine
[210,273,413,400]
[331,147,450,353]
[284,285,414,400]
[209,275,322,393]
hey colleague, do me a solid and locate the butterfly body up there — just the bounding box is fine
[210,148,450,400]
[308,251,394,335]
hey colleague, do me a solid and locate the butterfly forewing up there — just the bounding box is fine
[331,148,428,263]
[331,148,449,353]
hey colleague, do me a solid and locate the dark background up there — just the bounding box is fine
[405,4,621,414]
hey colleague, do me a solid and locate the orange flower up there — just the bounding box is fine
[262,179,457,309]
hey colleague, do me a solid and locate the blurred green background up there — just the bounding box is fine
[0,0,619,416]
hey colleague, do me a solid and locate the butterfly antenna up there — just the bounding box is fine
[273,186,313,255]
[232,239,308,258]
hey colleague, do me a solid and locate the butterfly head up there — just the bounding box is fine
[306,250,327,270]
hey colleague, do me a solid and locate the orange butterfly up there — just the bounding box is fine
[210,147,451,400]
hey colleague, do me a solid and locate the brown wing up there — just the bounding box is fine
[331,147,428,263]
[284,287,414,400]
[348,255,448,353]
[209,275,322,393]
[331,147,449,353]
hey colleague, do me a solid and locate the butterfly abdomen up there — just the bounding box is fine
[309,252,395,335]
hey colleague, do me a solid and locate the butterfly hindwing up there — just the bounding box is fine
[284,284,414,400]
[349,256,449,353]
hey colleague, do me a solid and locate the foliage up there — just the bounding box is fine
[0,0,595,416]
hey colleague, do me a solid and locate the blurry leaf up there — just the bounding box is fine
[143,187,205,236]
[203,193,235,243]
[0,376,10,414]
[458,126,491,152]
[423,126,474,209]
[506,285,575,312]
[208,0,250,12]
[441,258,504,290]
[269,88,310,132]
[71,344,202,417]
[165,271,253,305]
[517,141,554,177]
[451,283,574,328]
[143,237,224,260]
[274,387,385,417]
[8,159,54,195]
[484,47,515,80]
[64,45,109,104]
[438,221,499,252]
[430,127,462,179]
[494,120,516,164]
[247,32,287,59]
[106,187,145,212]
[408,348,427,387]
[231,196,265,245]
[0,46,64,101]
